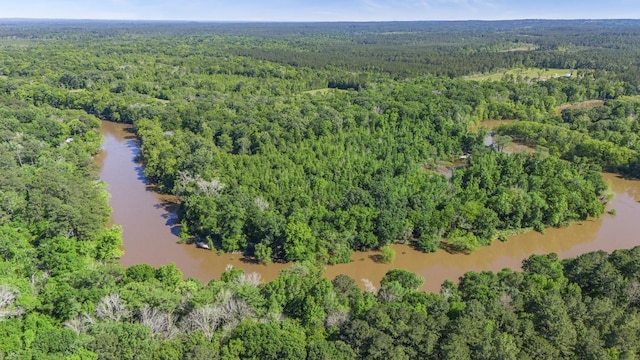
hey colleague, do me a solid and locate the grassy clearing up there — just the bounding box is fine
[464,67,576,82]
[302,88,347,95]
[497,44,538,52]
[556,100,605,113]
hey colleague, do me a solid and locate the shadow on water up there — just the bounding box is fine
[123,140,149,185]
[134,166,149,185]
[100,119,182,245]
[156,202,182,237]
[169,225,181,237]
[239,257,263,265]
[122,125,137,137]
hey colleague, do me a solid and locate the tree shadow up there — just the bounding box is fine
[122,139,149,185]
[239,256,264,265]
[121,126,137,140]
[439,242,472,255]
[152,200,182,237]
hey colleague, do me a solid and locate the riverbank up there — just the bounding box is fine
[99,120,640,292]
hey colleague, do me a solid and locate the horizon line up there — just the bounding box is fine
[0,17,637,24]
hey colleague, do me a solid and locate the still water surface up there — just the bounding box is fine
[98,120,640,292]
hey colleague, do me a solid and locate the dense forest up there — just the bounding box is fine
[495,98,640,176]
[2,19,640,358]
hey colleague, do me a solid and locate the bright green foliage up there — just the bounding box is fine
[223,320,307,360]
[50,27,609,262]
[522,253,566,284]
[0,318,27,358]
[88,322,158,360]
[126,264,157,283]
[379,245,396,264]
[95,226,124,261]
[254,242,272,264]
[155,263,183,289]
[307,340,356,360]
[284,216,316,262]
[0,20,640,360]
[381,269,424,290]
[37,235,84,276]
[496,98,640,175]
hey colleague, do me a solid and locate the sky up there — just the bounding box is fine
[0,0,639,22]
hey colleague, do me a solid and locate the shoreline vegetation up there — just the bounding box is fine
[2,19,640,358]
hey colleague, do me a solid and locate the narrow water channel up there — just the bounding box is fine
[96,121,288,283]
[98,120,640,292]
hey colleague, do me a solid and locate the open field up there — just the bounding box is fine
[497,43,538,52]
[464,67,576,82]
[302,88,347,95]
[556,99,605,113]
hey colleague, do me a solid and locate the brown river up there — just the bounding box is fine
[98,120,640,292]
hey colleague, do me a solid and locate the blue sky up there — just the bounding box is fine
[1,0,639,21]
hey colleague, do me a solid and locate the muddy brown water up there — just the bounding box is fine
[97,121,288,283]
[99,120,640,292]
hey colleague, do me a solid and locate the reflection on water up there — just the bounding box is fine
[99,121,640,292]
